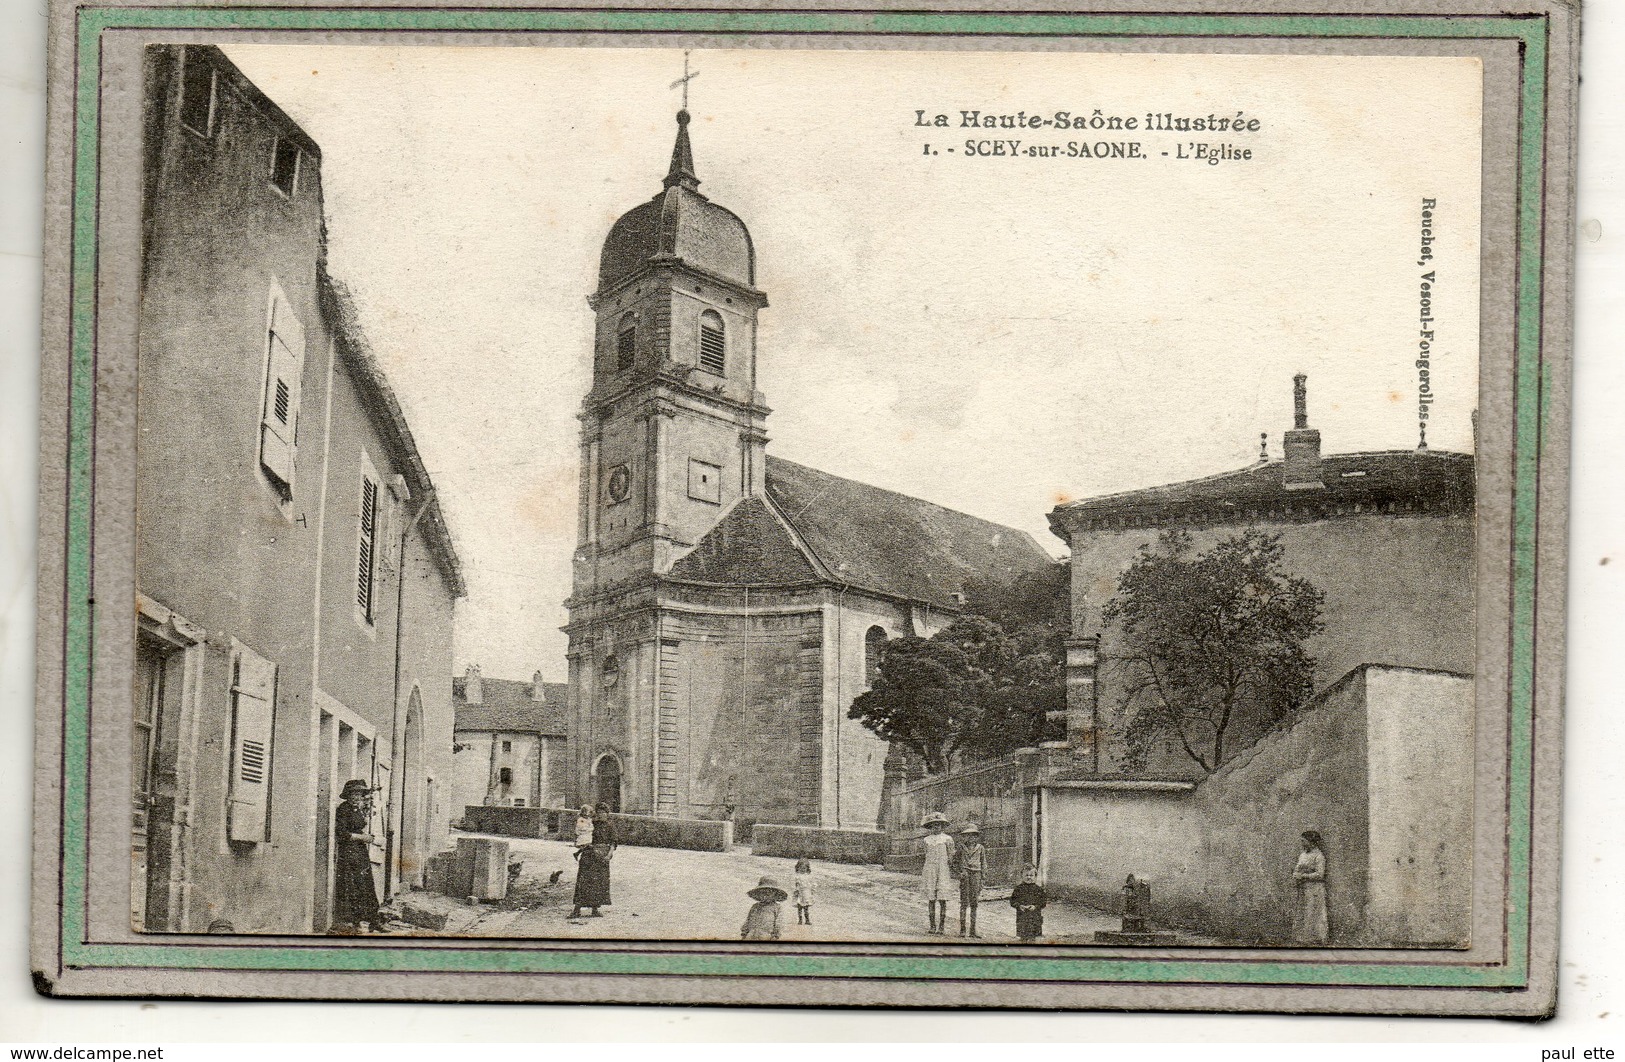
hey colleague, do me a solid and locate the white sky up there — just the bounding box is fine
[222,45,1483,682]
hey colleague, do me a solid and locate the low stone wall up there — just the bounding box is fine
[1039,666,1473,947]
[460,805,548,838]
[750,824,887,865]
[604,812,734,852]
[462,806,734,852]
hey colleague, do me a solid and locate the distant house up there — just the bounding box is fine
[451,667,571,813]
[134,45,464,935]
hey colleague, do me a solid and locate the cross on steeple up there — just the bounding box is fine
[669,51,700,110]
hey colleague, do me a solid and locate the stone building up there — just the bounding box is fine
[134,45,464,934]
[450,666,570,813]
[566,110,1052,830]
[1046,375,1475,777]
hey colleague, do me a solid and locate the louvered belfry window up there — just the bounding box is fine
[698,310,726,375]
[357,475,379,623]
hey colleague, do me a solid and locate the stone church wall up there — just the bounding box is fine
[825,595,916,829]
[659,610,825,827]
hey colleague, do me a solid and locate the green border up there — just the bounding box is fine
[60,7,1548,990]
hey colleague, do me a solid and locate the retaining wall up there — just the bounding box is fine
[751,824,887,865]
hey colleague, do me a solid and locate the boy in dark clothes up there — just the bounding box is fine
[1010,864,1048,942]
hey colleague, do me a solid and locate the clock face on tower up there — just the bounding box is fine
[605,464,631,504]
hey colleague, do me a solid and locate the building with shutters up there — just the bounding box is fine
[566,110,1054,831]
[133,45,465,934]
[450,667,572,813]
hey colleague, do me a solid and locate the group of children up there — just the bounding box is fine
[738,815,1050,942]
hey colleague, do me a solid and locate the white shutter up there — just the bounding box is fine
[260,295,305,490]
[228,646,277,844]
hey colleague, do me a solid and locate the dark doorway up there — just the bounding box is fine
[595,755,623,813]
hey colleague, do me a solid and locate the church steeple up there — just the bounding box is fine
[665,110,700,192]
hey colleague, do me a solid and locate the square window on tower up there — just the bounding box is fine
[687,458,722,504]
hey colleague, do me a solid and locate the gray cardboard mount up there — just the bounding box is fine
[33,0,1576,1013]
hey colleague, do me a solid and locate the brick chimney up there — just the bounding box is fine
[531,670,547,700]
[1282,374,1324,490]
[463,664,482,704]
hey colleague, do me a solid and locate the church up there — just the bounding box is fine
[564,108,1053,831]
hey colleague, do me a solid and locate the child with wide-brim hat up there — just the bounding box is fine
[741,876,788,940]
[953,823,987,937]
[919,811,955,934]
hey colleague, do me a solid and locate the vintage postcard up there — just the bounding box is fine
[32,0,1575,1013]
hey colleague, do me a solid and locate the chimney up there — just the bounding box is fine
[1282,374,1324,489]
[531,670,547,700]
[463,664,482,705]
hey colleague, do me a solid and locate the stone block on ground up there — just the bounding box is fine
[458,836,509,901]
[390,895,481,935]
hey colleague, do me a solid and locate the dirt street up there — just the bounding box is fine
[451,834,1132,943]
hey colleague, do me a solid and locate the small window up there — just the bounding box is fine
[501,740,512,754]
[601,654,620,689]
[356,474,379,624]
[687,458,722,504]
[513,798,526,807]
[865,626,888,687]
[270,138,300,197]
[498,767,513,786]
[616,314,636,371]
[179,51,216,137]
[698,310,725,375]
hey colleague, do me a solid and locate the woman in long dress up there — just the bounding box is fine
[919,811,954,935]
[571,803,616,918]
[1292,830,1330,944]
[332,779,385,933]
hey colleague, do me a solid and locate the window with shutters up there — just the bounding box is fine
[356,471,380,626]
[178,49,216,138]
[616,313,636,371]
[227,645,277,844]
[698,310,726,375]
[259,284,304,498]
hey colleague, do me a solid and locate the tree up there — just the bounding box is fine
[847,568,1072,773]
[847,635,980,774]
[1102,529,1325,774]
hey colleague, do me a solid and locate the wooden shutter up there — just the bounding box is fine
[260,295,305,490]
[227,646,277,844]
[357,476,378,621]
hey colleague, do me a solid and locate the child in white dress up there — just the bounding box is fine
[919,812,955,934]
[792,858,816,925]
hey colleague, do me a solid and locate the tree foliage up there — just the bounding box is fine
[847,564,1070,773]
[1102,529,1325,774]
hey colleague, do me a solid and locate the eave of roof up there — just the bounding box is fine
[320,272,466,598]
[1047,449,1474,540]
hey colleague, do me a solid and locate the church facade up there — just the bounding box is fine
[565,111,1052,830]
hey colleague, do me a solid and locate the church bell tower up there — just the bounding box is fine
[572,108,771,596]
[565,104,771,815]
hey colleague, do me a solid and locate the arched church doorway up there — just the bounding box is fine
[593,753,623,813]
